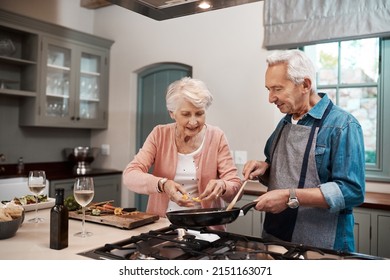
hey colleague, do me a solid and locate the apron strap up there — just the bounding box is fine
[298,101,333,188]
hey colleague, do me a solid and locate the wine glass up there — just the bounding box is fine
[73,177,94,237]
[27,170,46,223]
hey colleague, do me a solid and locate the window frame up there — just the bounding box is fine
[303,38,390,182]
[370,38,390,182]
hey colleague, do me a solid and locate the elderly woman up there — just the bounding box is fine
[123,77,241,230]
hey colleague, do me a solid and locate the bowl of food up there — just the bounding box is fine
[0,202,24,239]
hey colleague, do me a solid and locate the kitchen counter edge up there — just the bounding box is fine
[244,181,390,211]
[0,161,122,181]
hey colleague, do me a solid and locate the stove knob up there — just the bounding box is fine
[176,228,186,240]
[183,234,196,242]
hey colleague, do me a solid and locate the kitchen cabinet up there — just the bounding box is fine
[0,24,38,97]
[49,174,121,205]
[20,36,110,128]
[353,209,371,255]
[377,214,390,257]
[0,9,113,129]
[226,195,263,237]
[354,207,390,258]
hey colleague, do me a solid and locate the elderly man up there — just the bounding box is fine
[243,49,365,252]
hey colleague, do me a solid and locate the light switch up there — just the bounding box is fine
[234,150,247,165]
[101,144,110,156]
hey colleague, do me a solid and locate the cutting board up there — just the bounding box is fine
[68,211,159,229]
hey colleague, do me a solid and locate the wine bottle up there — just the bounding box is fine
[50,188,69,250]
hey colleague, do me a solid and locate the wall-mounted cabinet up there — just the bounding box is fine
[21,36,109,128]
[0,25,38,97]
[0,9,113,129]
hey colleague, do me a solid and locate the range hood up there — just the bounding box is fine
[107,0,260,21]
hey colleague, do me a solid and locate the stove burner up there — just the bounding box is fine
[79,225,384,260]
[138,245,160,258]
[224,251,249,260]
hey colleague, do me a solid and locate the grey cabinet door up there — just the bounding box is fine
[50,179,74,199]
[354,207,390,258]
[92,175,121,204]
[50,175,121,205]
[376,214,390,258]
[353,209,371,255]
[135,63,192,212]
[226,195,263,237]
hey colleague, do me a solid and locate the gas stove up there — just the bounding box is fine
[79,225,383,260]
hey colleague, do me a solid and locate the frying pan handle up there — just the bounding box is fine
[240,201,257,215]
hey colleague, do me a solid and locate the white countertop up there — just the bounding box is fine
[0,208,171,260]
[1,208,387,280]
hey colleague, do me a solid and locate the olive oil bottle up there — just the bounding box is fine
[50,188,69,250]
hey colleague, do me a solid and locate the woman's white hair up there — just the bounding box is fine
[166,77,213,112]
[266,49,317,93]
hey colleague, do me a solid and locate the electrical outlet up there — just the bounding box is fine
[101,144,110,156]
[234,150,247,165]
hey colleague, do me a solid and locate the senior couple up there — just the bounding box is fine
[123,50,365,252]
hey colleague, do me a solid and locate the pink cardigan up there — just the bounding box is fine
[123,123,242,230]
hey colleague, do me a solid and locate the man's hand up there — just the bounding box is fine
[242,160,269,180]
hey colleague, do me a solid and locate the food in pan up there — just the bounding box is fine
[181,194,201,202]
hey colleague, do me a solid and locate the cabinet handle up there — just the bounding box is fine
[76,117,80,121]
[71,116,75,120]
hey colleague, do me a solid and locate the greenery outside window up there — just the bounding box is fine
[304,38,390,182]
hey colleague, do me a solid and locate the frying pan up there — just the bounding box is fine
[166,201,257,227]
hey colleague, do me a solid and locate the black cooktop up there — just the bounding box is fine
[79,225,384,260]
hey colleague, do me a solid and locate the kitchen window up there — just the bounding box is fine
[304,37,390,182]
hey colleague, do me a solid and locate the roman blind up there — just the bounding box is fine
[263,0,390,49]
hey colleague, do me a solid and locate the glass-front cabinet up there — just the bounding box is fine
[38,37,108,128]
[44,43,71,119]
[79,52,102,121]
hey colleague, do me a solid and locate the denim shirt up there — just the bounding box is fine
[263,93,365,251]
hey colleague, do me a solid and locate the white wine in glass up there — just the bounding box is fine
[73,177,94,237]
[27,170,46,223]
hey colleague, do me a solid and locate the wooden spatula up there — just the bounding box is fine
[226,180,248,211]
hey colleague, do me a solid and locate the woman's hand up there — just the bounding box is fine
[198,179,226,201]
[242,160,269,181]
[163,179,195,207]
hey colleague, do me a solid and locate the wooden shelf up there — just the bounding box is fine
[0,55,36,65]
[0,88,36,97]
